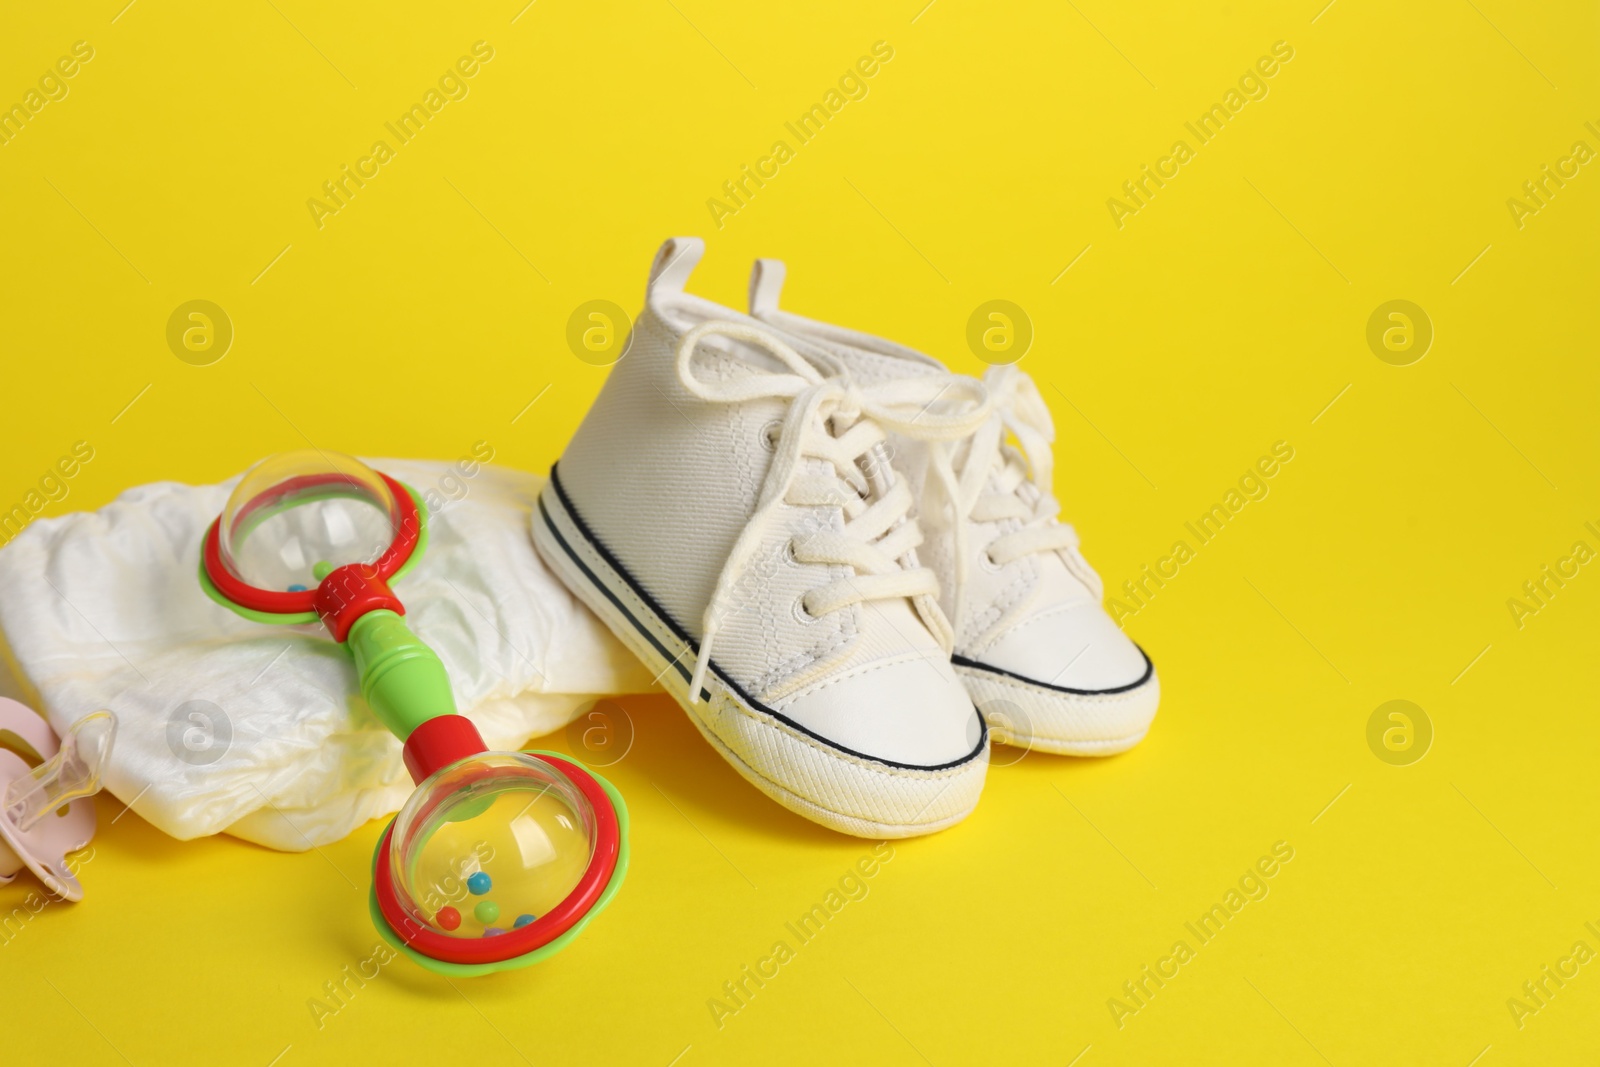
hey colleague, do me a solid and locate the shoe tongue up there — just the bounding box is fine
[749,326,848,380]
[849,595,945,659]
[757,319,944,387]
[682,326,797,380]
[1031,542,1097,603]
[810,451,869,516]
[949,412,1019,499]
[660,299,849,380]
[835,345,943,387]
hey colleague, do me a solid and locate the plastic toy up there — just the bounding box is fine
[199,450,627,975]
[0,701,114,901]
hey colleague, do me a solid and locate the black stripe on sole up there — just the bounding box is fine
[951,646,1155,697]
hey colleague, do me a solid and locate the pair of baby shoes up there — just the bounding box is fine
[533,238,1158,837]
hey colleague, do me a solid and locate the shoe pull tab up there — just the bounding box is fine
[748,258,786,317]
[647,237,704,299]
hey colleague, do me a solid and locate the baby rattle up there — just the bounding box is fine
[199,450,627,975]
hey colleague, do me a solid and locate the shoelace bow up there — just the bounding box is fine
[675,320,992,704]
[915,364,1098,631]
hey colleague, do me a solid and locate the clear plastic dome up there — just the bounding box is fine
[218,450,400,592]
[389,753,597,939]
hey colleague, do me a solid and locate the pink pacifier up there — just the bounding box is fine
[0,701,115,901]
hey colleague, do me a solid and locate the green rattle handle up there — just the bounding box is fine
[345,609,457,740]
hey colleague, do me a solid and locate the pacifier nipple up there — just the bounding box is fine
[0,706,112,902]
[4,712,115,833]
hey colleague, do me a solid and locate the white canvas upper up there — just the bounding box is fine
[532,238,991,836]
[748,258,1160,755]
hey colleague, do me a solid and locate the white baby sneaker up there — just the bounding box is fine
[748,259,1159,756]
[532,238,992,837]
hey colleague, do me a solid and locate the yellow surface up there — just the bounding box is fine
[1,1,1596,1063]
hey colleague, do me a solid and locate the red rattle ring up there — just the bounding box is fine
[373,754,621,965]
[202,471,420,616]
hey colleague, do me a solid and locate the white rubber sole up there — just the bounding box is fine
[533,471,988,838]
[955,656,1160,757]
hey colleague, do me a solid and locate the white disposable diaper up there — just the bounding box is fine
[0,459,653,851]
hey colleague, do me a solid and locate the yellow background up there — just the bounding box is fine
[2,0,1597,1063]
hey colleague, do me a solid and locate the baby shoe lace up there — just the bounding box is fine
[916,364,1099,630]
[675,320,992,704]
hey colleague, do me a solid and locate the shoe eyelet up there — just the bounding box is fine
[759,419,782,452]
[793,596,820,624]
[782,539,801,567]
[979,548,1003,572]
